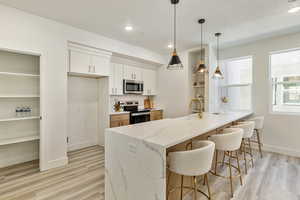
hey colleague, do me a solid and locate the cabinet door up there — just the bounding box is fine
[114,64,124,95]
[148,70,157,95]
[109,63,115,95]
[134,68,142,81]
[92,55,110,76]
[142,69,151,95]
[69,50,91,74]
[123,65,135,80]
[142,69,157,95]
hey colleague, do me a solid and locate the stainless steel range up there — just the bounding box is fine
[123,101,150,124]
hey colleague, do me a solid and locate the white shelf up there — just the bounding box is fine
[0,135,39,146]
[0,95,40,98]
[221,83,251,88]
[0,72,39,77]
[0,116,40,122]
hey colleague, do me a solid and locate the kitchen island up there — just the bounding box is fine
[105,112,252,200]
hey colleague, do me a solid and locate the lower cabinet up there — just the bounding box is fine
[150,110,163,121]
[110,113,130,128]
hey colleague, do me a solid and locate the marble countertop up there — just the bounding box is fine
[106,111,252,148]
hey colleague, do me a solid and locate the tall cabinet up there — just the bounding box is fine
[0,49,40,168]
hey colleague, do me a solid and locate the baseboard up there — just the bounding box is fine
[40,156,68,171]
[0,152,39,168]
[68,141,98,152]
[252,143,300,158]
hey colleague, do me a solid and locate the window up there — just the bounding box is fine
[220,57,253,111]
[270,49,300,113]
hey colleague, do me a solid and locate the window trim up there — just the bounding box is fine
[221,55,253,112]
[269,47,300,116]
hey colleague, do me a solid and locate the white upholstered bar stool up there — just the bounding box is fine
[208,128,244,198]
[249,116,265,158]
[167,141,215,200]
[232,121,255,174]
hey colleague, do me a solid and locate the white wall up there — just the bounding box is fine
[220,32,300,157]
[0,4,165,170]
[156,52,191,118]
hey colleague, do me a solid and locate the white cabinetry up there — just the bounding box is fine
[109,63,123,95]
[68,44,112,77]
[143,69,157,96]
[123,65,142,81]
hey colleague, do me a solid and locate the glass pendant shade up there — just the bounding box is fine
[213,66,224,79]
[197,61,206,73]
[167,50,183,70]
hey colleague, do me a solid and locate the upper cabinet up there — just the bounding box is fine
[68,43,112,77]
[123,65,142,81]
[143,69,157,96]
[109,63,123,95]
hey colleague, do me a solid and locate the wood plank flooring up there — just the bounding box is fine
[0,146,299,200]
[0,146,104,200]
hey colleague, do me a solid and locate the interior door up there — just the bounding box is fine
[67,76,98,151]
[69,50,90,74]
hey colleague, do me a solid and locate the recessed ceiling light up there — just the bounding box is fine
[167,44,173,49]
[288,6,300,13]
[125,25,133,31]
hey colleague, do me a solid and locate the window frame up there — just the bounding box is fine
[269,47,300,116]
[221,56,253,112]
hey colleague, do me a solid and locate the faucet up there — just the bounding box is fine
[190,98,204,119]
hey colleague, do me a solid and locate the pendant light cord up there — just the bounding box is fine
[217,35,219,67]
[174,3,176,51]
[200,23,203,61]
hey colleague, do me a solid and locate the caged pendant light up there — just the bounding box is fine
[213,32,224,79]
[196,18,207,73]
[167,0,183,70]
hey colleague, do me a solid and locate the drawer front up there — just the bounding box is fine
[150,110,163,121]
[110,114,129,122]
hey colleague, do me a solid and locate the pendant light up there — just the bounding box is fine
[196,18,206,73]
[167,0,183,70]
[213,32,224,79]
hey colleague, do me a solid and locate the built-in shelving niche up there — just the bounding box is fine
[0,49,40,168]
[188,47,209,113]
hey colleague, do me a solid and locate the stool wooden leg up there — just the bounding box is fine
[243,139,248,174]
[205,174,211,199]
[180,175,184,200]
[167,171,172,200]
[193,176,197,200]
[248,138,254,167]
[215,150,219,174]
[228,151,234,197]
[222,151,226,166]
[235,151,243,186]
[256,130,263,158]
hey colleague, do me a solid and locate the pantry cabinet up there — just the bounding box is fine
[143,69,157,95]
[109,63,123,95]
[68,44,111,77]
[123,65,142,81]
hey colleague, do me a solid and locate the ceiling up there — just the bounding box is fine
[1,0,300,54]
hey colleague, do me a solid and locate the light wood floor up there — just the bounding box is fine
[0,146,299,200]
[0,146,104,200]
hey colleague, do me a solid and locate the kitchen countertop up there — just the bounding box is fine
[107,111,252,148]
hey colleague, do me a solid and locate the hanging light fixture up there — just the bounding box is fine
[196,18,207,73]
[167,0,183,70]
[213,32,224,79]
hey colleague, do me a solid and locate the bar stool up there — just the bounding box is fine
[167,141,215,200]
[249,116,265,158]
[232,121,255,174]
[208,128,244,198]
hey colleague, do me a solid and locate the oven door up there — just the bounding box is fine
[124,80,143,94]
[130,112,150,124]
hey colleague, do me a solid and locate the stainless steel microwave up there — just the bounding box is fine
[123,80,144,94]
